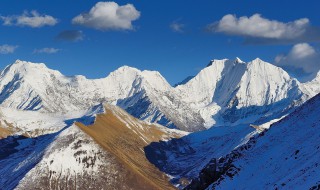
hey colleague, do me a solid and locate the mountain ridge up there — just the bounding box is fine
[0,58,319,131]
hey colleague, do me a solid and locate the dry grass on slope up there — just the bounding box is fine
[0,126,12,139]
[0,120,19,139]
[76,104,183,190]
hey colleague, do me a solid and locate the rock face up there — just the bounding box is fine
[185,93,320,190]
[0,58,317,131]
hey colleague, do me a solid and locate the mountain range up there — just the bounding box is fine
[1,58,319,131]
[0,58,319,189]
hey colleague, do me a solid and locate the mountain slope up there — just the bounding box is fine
[0,104,186,190]
[185,93,320,190]
[76,104,187,190]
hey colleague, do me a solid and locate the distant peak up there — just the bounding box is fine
[252,57,263,63]
[207,58,229,67]
[11,60,47,68]
[116,65,141,72]
[234,57,245,64]
[14,59,23,63]
[310,70,320,82]
[12,59,28,66]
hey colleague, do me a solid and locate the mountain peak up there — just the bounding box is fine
[109,65,141,77]
[251,57,264,63]
[207,58,229,67]
[234,57,245,64]
[12,59,46,67]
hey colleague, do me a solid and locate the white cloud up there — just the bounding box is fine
[33,48,60,54]
[72,2,140,31]
[275,43,320,78]
[1,10,58,28]
[286,43,316,60]
[207,14,320,44]
[0,44,18,54]
[170,21,184,33]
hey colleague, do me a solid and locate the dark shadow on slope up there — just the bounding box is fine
[208,62,304,126]
[0,74,22,105]
[185,93,320,190]
[144,123,255,187]
[117,90,178,129]
[0,128,67,190]
[0,102,104,189]
[212,60,247,107]
[215,83,304,126]
[0,114,95,190]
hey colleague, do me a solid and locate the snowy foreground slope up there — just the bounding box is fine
[145,115,285,188]
[0,104,186,190]
[0,58,319,131]
[184,93,320,190]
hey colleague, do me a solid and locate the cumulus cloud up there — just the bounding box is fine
[0,10,58,28]
[72,2,140,31]
[170,21,185,33]
[33,48,60,54]
[207,14,320,44]
[0,44,18,54]
[275,43,320,80]
[56,30,84,42]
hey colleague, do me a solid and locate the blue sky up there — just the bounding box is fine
[0,0,319,84]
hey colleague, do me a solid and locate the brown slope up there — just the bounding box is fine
[0,120,19,139]
[76,104,185,190]
[0,126,11,139]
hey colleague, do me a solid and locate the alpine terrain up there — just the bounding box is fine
[0,58,319,190]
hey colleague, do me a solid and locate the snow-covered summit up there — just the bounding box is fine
[0,58,319,131]
[234,57,245,64]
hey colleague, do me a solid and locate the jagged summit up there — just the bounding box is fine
[10,60,51,70]
[207,57,245,67]
[109,65,141,76]
[0,58,319,131]
[234,57,244,64]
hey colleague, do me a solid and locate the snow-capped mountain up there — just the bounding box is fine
[175,58,309,127]
[0,58,318,132]
[302,71,320,97]
[0,60,204,131]
[185,92,320,190]
[0,58,320,190]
